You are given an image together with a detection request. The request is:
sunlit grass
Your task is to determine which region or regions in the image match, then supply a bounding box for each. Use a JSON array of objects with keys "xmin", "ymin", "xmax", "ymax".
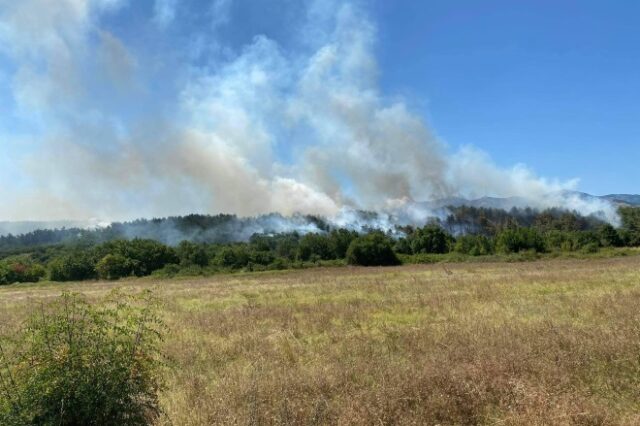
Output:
[{"xmin": 1, "ymin": 256, "xmax": 640, "ymax": 425}]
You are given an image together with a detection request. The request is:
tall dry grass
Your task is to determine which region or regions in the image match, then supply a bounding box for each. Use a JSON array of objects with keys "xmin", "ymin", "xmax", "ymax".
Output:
[{"xmin": 1, "ymin": 257, "xmax": 639, "ymax": 425}]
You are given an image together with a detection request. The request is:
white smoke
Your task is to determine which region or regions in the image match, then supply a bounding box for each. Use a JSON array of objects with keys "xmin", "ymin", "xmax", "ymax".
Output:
[{"xmin": 0, "ymin": 0, "xmax": 620, "ymax": 225}]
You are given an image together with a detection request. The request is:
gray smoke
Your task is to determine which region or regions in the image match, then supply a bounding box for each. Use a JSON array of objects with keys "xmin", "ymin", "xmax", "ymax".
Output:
[{"xmin": 0, "ymin": 0, "xmax": 620, "ymax": 225}]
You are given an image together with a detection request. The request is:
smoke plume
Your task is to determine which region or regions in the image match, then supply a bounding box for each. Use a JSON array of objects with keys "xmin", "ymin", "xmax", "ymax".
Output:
[{"xmin": 0, "ymin": 0, "xmax": 618, "ymax": 224}]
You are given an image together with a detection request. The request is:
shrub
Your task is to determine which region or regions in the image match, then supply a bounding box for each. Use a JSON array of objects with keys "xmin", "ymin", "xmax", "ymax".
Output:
[
  {"xmin": 328, "ymin": 229, "xmax": 359, "ymax": 258},
  {"xmin": 544, "ymin": 230, "xmax": 574, "ymax": 252},
  {"xmin": 0, "ymin": 291, "xmax": 165, "ymax": 425},
  {"xmin": 297, "ymin": 233, "xmax": 335, "ymax": 261},
  {"xmin": 393, "ymin": 237, "xmax": 413, "ymax": 255},
  {"xmin": 97, "ymin": 240, "xmax": 178, "ymax": 277},
  {"xmin": 619, "ymin": 206, "xmax": 640, "ymax": 246},
  {"xmin": 214, "ymin": 245, "xmax": 250, "ymax": 269},
  {"xmin": 409, "ymin": 225, "xmax": 453, "ymax": 254},
  {"xmin": 96, "ymin": 253, "xmax": 134, "ymax": 280},
  {"xmin": 581, "ymin": 242, "xmax": 600, "ymax": 254},
  {"xmin": 152, "ymin": 263, "xmax": 181, "ymax": 278},
  {"xmin": 496, "ymin": 228, "xmax": 545, "ymax": 254},
  {"xmin": 454, "ymin": 235, "xmax": 494, "ymax": 256},
  {"xmin": 49, "ymin": 254, "xmax": 97, "ymax": 282},
  {"xmin": 268, "ymin": 257, "xmax": 290, "ymax": 270},
  {"xmin": 572, "ymin": 231, "xmax": 600, "ymax": 250},
  {"xmin": 0, "ymin": 259, "xmax": 46, "ymax": 285},
  {"xmin": 346, "ymin": 233, "xmax": 400, "ymax": 266},
  {"xmin": 274, "ymin": 234, "xmax": 300, "ymax": 260},
  {"xmin": 176, "ymin": 241, "xmax": 209, "ymax": 267},
  {"xmin": 597, "ymin": 224, "xmax": 623, "ymax": 248}
]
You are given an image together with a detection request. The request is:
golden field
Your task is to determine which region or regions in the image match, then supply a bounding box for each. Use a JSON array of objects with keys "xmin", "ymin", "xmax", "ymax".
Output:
[{"xmin": 1, "ymin": 256, "xmax": 640, "ymax": 425}]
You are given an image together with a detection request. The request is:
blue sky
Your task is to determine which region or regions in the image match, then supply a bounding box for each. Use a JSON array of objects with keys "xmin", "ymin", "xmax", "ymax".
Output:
[
  {"xmin": 374, "ymin": 0, "xmax": 640, "ymax": 195},
  {"xmin": 0, "ymin": 0, "xmax": 637, "ymax": 221}
]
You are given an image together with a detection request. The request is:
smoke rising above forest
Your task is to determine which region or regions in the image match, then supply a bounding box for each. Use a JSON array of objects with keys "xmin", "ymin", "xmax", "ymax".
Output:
[{"xmin": 0, "ymin": 0, "xmax": 620, "ymax": 224}]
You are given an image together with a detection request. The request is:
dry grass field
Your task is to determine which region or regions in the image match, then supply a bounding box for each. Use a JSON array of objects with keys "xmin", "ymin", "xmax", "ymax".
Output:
[{"xmin": 1, "ymin": 256, "xmax": 640, "ymax": 425}]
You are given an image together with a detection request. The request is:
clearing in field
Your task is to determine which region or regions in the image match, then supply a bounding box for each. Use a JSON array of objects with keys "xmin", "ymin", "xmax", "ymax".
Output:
[{"xmin": 1, "ymin": 257, "xmax": 640, "ymax": 425}]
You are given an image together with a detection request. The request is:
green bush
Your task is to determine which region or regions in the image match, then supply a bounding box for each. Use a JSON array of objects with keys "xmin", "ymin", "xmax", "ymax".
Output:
[
  {"xmin": 346, "ymin": 233, "xmax": 400, "ymax": 266},
  {"xmin": 597, "ymin": 224, "xmax": 623, "ymax": 248},
  {"xmin": 49, "ymin": 254, "xmax": 97, "ymax": 282},
  {"xmin": 97, "ymin": 240, "xmax": 178, "ymax": 277},
  {"xmin": 581, "ymin": 242, "xmax": 600, "ymax": 254},
  {"xmin": 0, "ymin": 291, "xmax": 165, "ymax": 425},
  {"xmin": 409, "ymin": 225, "xmax": 453, "ymax": 254},
  {"xmin": 328, "ymin": 229, "xmax": 359, "ymax": 258},
  {"xmin": 619, "ymin": 206, "xmax": 640, "ymax": 246},
  {"xmin": 0, "ymin": 259, "xmax": 46, "ymax": 285},
  {"xmin": 297, "ymin": 233, "xmax": 335, "ymax": 261},
  {"xmin": 454, "ymin": 235, "xmax": 494, "ymax": 256},
  {"xmin": 152, "ymin": 263, "xmax": 181, "ymax": 278},
  {"xmin": 496, "ymin": 228, "xmax": 545, "ymax": 254},
  {"xmin": 393, "ymin": 237, "xmax": 413, "ymax": 255},
  {"xmin": 96, "ymin": 253, "xmax": 134, "ymax": 280},
  {"xmin": 176, "ymin": 241, "xmax": 209, "ymax": 267},
  {"xmin": 214, "ymin": 245, "xmax": 250, "ymax": 269}
]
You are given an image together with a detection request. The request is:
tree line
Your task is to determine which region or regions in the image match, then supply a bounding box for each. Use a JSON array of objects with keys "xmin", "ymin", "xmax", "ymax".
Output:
[{"xmin": 0, "ymin": 207, "xmax": 639, "ymax": 285}]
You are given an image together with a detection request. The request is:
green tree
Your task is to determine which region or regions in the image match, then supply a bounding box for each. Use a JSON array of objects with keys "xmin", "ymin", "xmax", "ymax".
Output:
[
  {"xmin": 214, "ymin": 245, "xmax": 250, "ymax": 269},
  {"xmin": 49, "ymin": 254, "xmax": 97, "ymax": 282},
  {"xmin": 176, "ymin": 241, "xmax": 209, "ymax": 267},
  {"xmin": 328, "ymin": 229, "xmax": 359, "ymax": 258},
  {"xmin": 346, "ymin": 233, "xmax": 400, "ymax": 266},
  {"xmin": 619, "ymin": 207, "xmax": 640, "ymax": 246},
  {"xmin": 96, "ymin": 254, "xmax": 133, "ymax": 280},
  {"xmin": 297, "ymin": 233, "xmax": 335, "ymax": 261},
  {"xmin": 454, "ymin": 235, "xmax": 494, "ymax": 256},
  {"xmin": 0, "ymin": 258, "xmax": 46, "ymax": 285},
  {"xmin": 409, "ymin": 225, "xmax": 453, "ymax": 254},
  {"xmin": 496, "ymin": 228, "xmax": 545, "ymax": 254},
  {"xmin": 598, "ymin": 224, "xmax": 622, "ymax": 247},
  {"xmin": 97, "ymin": 239, "xmax": 178, "ymax": 277}
]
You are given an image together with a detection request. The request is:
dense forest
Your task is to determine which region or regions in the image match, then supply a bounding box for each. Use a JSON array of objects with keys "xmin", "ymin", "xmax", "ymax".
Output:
[{"xmin": 0, "ymin": 206, "xmax": 639, "ymax": 285}]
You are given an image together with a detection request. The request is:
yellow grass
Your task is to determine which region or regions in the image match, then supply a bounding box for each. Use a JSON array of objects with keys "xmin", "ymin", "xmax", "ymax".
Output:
[{"xmin": 1, "ymin": 256, "xmax": 640, "ymax": 425}]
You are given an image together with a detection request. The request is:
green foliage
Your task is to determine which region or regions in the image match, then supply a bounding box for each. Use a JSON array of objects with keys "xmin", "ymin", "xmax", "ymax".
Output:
[
  {"xmin": 248, "ymin": 250, "xmax": 276, "ymax": 266},
  {"xmin": 408, "ymin": 225, "xmax": 453, "ymax": 254},
  {"xmin": 0, "ymin": 211, "xmax": 637, "ymax": 284},
  {"xmin": 619, "ymin": 207, "xmax": 640, "ymax": 246},
  {"xmin": 581, "ymin": 242, "xmax": 600, "ymax": 254},
  {"xmin": 297, "ymin": 233, "xmax": 334, "ymax": 261},
  {"xmin": 49, "ymin": 254, "xmax": 96, "ymax": 282},
  {"xmin": 0, "ymin": 258, "xmax": 46, "ymax": 285},
  {"xmin": 393, "ymin": 237, "xmax": 413, "ymax": 255},
  {"xmin": 328, "ymin": 229, "xmax": 359, "ymax": 259},
  {"xmin": 543, "ymin": 231, "xmax": 575, "ymax": 252},
  {"xmin": 0, "ymin": 291, "xmax": 165, "ymax": 425},
  {"xmin": 176, "ymin": 241, "xmax": 209, "ymax": 267},
  {"xmin": 597, "ymin": 224, "xmax": 623, "ymax": 247},
  {"xmin": 454, "ymin": 235, "xmax": 494, "ymax": 256},
  {"xmin": 496, "ymin": 228, "xmax": 545, "ymax": 254},
  {"xmin": 97, "ymin": 240, "xmax": 178, "ymax": 277},
  {"xmin": 214, "ymin": 246, "xmax": 250, "ymax": 269},
  {"xmin": 96, "ymin": 254, "xmax": 134, "ymax": 280},
  {"xmin": 346, "ymin": 233, "xmax": 400, "ymax": 266},
  {"xmin": 273, "ymin": 234, "xmax": 300, "ymax": 260}
]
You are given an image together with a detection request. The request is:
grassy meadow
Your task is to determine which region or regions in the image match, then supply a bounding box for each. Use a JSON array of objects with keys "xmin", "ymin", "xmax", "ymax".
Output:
[{"xmin": 1, "ymin": 256, "xmax": 640, "ymax": 425}]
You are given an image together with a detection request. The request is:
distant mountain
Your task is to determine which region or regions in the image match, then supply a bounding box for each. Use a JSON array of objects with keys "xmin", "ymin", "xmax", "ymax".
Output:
[
  {"xmin": 421, "ymin": 196, "xmax": 533, "ymax": 210},
  {"xmin": 421, "ymin": 193, "xmax": 640, "ymax": 211},
  {"xmin": 601, "ymin": 194, "xmax": 640, "ymax": 206},
  {"xmin": 0, "ymin": 193, "xmax": 638, "ymax": 237},
  {"xmin": 0, "ymin": 221, "xmax": 101, "ymax": 237}
]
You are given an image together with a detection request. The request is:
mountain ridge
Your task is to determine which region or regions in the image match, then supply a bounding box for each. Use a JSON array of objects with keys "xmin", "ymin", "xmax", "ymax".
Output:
[{"xmin": 1, "ymin": 193, "xmax": 638, "ymax": 236}]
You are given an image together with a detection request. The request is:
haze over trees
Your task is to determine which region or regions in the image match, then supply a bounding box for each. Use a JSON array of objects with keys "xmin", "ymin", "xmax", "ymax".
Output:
[{"xmin": 0, "ymin": 206, "xmax": 638, "ymax": 285}]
